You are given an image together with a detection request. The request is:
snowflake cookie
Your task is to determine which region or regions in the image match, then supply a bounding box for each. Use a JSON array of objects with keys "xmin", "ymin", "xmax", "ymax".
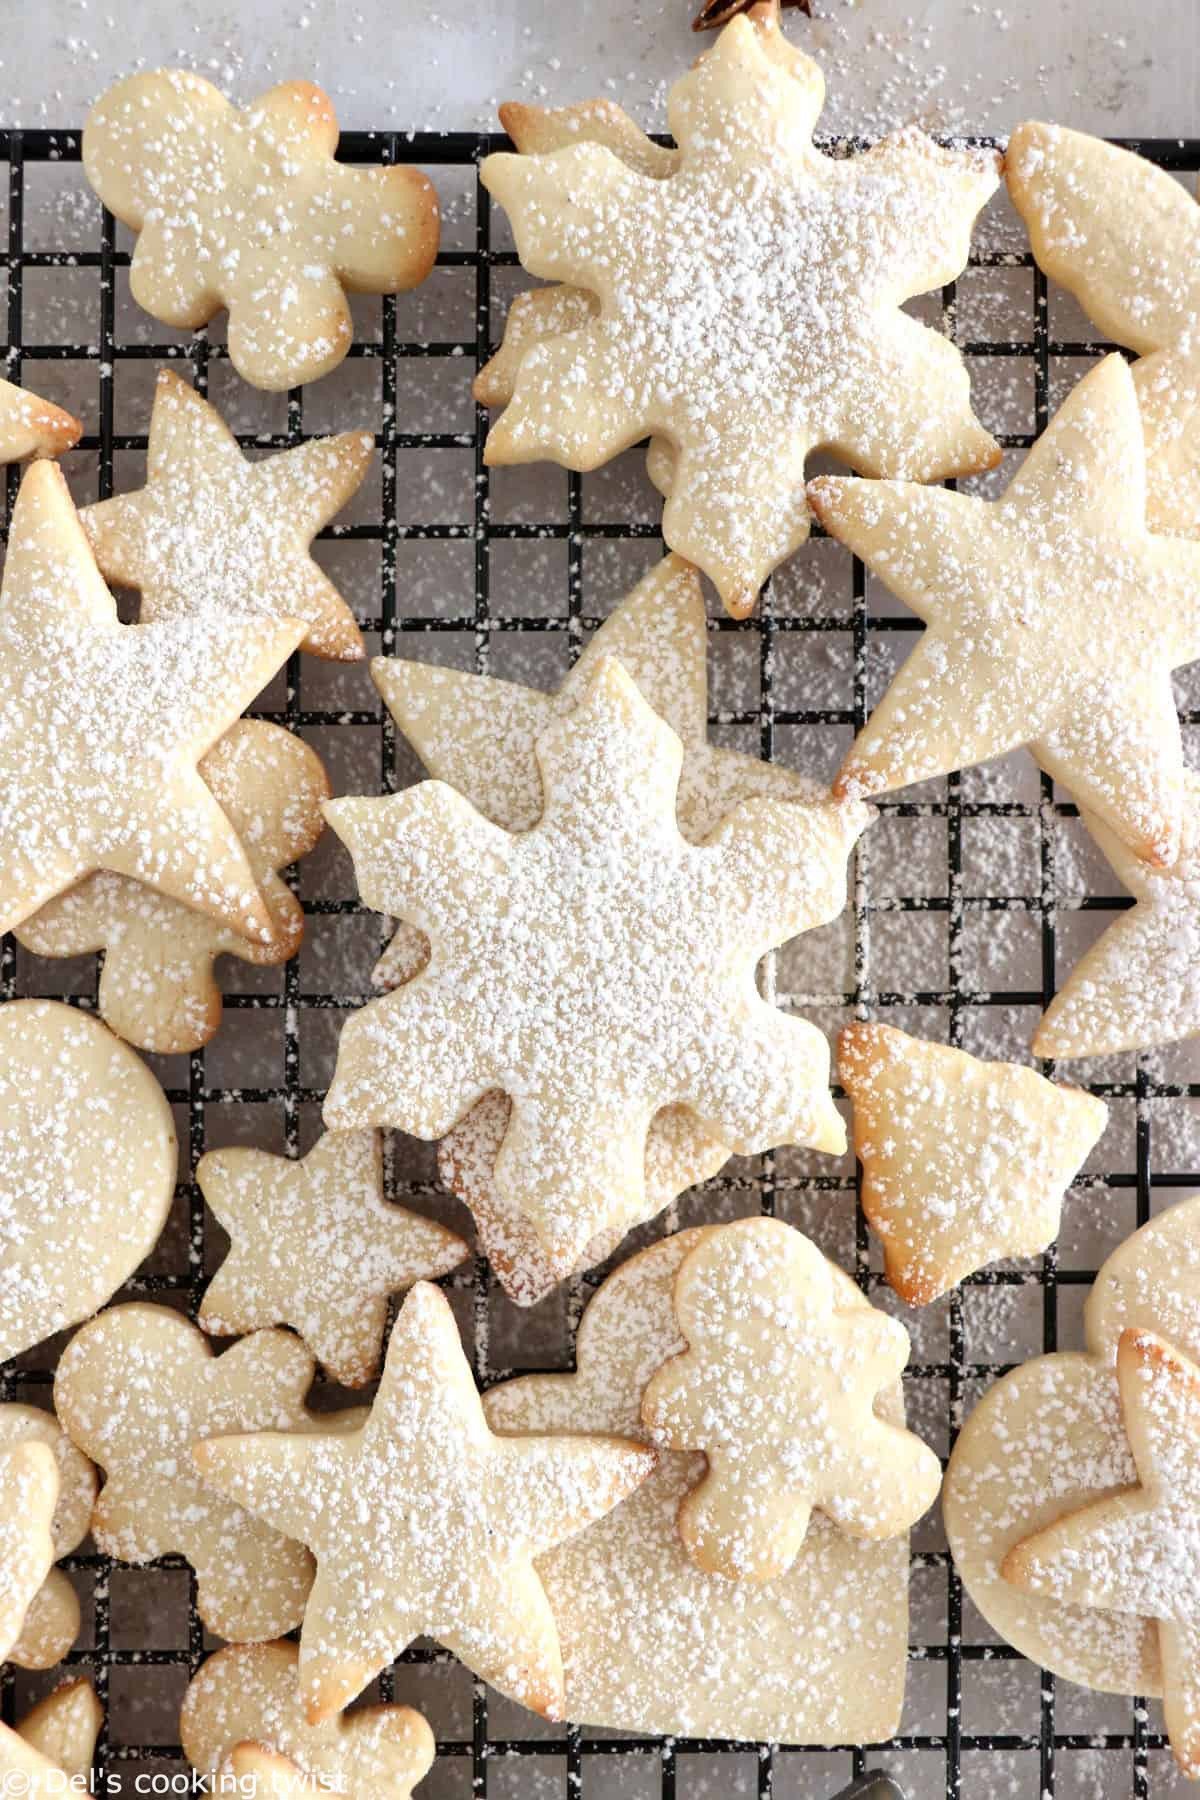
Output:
[
  {"xmin": 0, "ymin": 458, "xmax": 303, "ymax": 944},
  {"xmin": 810, "ymin": 353, "xmax": 1200, "ymax": 867},
  {"xmin": 81, "ymin": 372, "xmax": 372, "ymax": 660},
  {"xmin": 641, "ymin": 1217, "xmax": 940, "ymax": 1579},
  {"xmin": 944, "ymin": 1193, "xmax": 1200, "ymax": 1776},
  {"xmin": 0, "ymin": 1442, "xmax": 57, "ymax": 1662},
  {"xmin": 0, "ymin": 1404, "xmax": 97, "ymax": 1671},
  {"xmin": 323, "ymin": 655, "xmax": 858, "ymax": 1278},
  {"xmin": 1008, "ymin": 122, "xmax": 1200, "ymax": 540},
  {"xmin": 17, "ymin": 722, "xmax": 329, "ymax": 1056},
  {"xmin": 181, "ymin": 1640, "xmax": 434, "ymax": 1800},
  {"xmin": 838, "ymin": 1023, "xmax": 1108, "ymax": 1304},
  {"xmin": 0, "ymin": 379, "xmax": 80, "ymax": 465},
  {"xmin": 84, "ymin": 73, "xmax": 439, "ymax": 391},
  {"xmin": 195, "ymin": 1281, "xmax": 656, "ymax": 1722},
  {"xmin": 0, "ymin": 1682, "xmax": 102, "ymax": 1800},
  {"xmin": 371, "ymin": 554, "xmax": 863, "ymax": 1301},
  {"xmin": 197, "ymin": 1128, "xmax": 468, "ymax": 1387},
  {"xmin": 480, "ymin": 2, "xmax": 1000, "ymax": 617}
]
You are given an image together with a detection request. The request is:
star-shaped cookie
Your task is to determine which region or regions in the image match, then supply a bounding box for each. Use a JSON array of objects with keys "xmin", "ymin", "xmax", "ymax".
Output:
[
  {"xmin": 17, "ymin": 722, "xmax": 329, "ymax": 1055},
  {"xmin": 372, "ymin": 555, "xmax": 861, "ymax": 1301},
  {"xmin": 181, "ymin": 1640, "xmax": 434, "ymax": 1800},
  {"xmin": 81, "ymin": 372, "xmax": 370, "ymax": 660},
  {"xmin": 0, "ymin": 1682, "xmax": 102, "ymax": 1800},
  {"xmin": 481, "ymin": 4, "xmax": 1000, "ymax": 616},
  {"xmin": 1035, "ymin": 771, "xmax": 1200, "ymax": 1059},
  {"xmin": 194, "ymin": 1281, "xmax": 656, "ymax": 1721},
  {"xmin": 0, "ymin": 457, "xmax": 303, "ymax": 942},
  {"xmin": 641, "ymin": 1218, "xmax": 941, "ymax": 1580},
  {"xmin": 1007, "ymin": 123, "xmax": 1200, "ymax": 540},
  {"xmin": 323, "ymin": 656, "xmax": 856, "ymax": 1278},
  {"xmin": 809, "ymin": 353, "xmax": 1200, "ymax": 867},
  {"xmin": 197, "ymin": 1129, "xmax": 468, "ymax": 1387},
  {"xmin": 838, "ymin": 1023, "xmax": 1108, "ymax": 1304},
  {"xmin": 84, "ymin": 73, "xmax": 439, "ymax": 391},
  {"xmin": 0, "ymin": 1404, "xmax": 97, "ymax": 1672},
  {"xmin": 1004, "ymin": 1329, "xmax": 1200, "ymax": 1779},
  {"xmin": 0, "ymin": 1442, "xmax": 57, "ymax": 1662},
  {"xmin": 0, "ymin": 379, "xmax": 80, "ymax": 465}
]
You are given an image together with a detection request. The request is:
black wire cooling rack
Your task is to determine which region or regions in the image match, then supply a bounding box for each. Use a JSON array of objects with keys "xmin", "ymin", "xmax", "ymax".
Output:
[{"xmin": 3, "ymin": 124, "xmax": 1200, "ymax": 1800}]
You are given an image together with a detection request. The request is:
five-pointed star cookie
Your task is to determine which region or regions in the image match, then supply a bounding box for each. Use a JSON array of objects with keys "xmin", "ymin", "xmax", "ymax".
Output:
[
  {"xmin": 17, "ymin": 722, "xmax": 329, "ymax": 1055},
  {"xmin": 322, "ymin": 656, "xmax": 857, "ymax": 1277},
  {"xmin": 1004, "ymin": 1329, "xmax": 1200, "ymax": 1779},
  {"xmin": 641, "ymin": 1218, "xmax": 941, "ymax": 1580},
  {"xmin": 197, "ymin": 1128, "xmax": 468, "ymax": 1387},
  {"xmin": 0, "ymin": 378, "xmax": 80, "ymax": 465},
  {"xmin": 53, "ymin": 1302, "xmax": 352, "ymax": 1643},
  {"xmin": 0, "ymin": 1442, "xmax": 57, "ymax": 1662},
  {"xmin": 0, "ymin": 1681, "xmax": 103, "ymax": 1800},
  {"xmin": 1035, "ymin": 770, "xmax": 1200, "ymax": 1059},
  {"xmin": 809, "ymin": 354, "xmax": 1200, "ymax": 867},
  {"xmin": 194, "ymin": 1281, "xmax": 657, "ymax": 1722},
  {"xmin": 84, "ymin": 73, "xmax": 439, "ymax": 391},
  {"xmin": 372, "ymin": 555, "xmax": 860, "ymax": 1300},
  {"xmin": 81, "ymin": 372, "xmax": 371, "ymax": 660},
  {"xmin": 0, "ymin": 1404, "xmax": 97, "ymax": 1672},
  {"xmin": 838, "ymin": 1023, "xmax": 1108, "ymax": 1304},
  {"xmin": 0, "ymin": 457, "xmax": 303, "ymax": 942},
  {"xmin": 1008, "ymin": 123, "xmax": 1200, "ymax": 540},
  {"xmin": 181, "ymin": 1640, "xmax": 434, "ymax": 1800},
  {"xmin": 480, "ymin": 4, "xmax": 1000, "ymax": 617}
]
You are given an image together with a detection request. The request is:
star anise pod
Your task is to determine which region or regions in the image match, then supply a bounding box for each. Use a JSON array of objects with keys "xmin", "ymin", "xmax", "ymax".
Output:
[{"xmin": 693, "ymin": 0, "xmax": 811, "ymax": 30}]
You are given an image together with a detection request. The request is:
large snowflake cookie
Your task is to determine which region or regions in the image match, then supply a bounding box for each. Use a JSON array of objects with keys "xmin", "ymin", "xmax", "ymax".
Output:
[
  {"xmin": 1008, "ymin": 122, "xmax": 1200, "ymax": 540},
  {"xmin": 0, "ymin": 1001, "xmax": 176, "ymax": 1365},
  {"xmin": 373, "ymin": 554, "xmax": 863, "ymax": 1301},
  {"xmin": 839, "ymin": 1023, "xmax": 1107, "ymax": 1303},
  {"xmin": 810, "ymin": 353, "xmax": 1200, "ymax": 867},
  {"xmin": 17, "ymin": 722, "xmax": 329, "ymax": 1055},
  {"xmin": 323, "ymin": 654, "xmax": 859, "ymax": 1280},
  {"xmin": 641, "ymin": 1217, "xmax": 940, "ymax": 1580},
  {"xmin": 479, "ymin": 2, "xmax": 1000, "ymax": 617},
  {"xmin": 84, "ymin": 73, "xmax": 439, "ymax": 391},
  {"xmin": 944, "ymin": 1194, "xmax": 1200, "ymax": 1780},
  {"xmin": 484, "ymin": 1224, "xmax": 918, "ymax": 1741},
  {"xmin": 194, "ymin": 1281, "xmax": 656, "ymax": 1722}
]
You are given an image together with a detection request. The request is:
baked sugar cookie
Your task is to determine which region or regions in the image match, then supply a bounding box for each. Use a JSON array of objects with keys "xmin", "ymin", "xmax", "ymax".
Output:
[
  {"xmin": 0, "ymin": 1442, "xmax": 57, "ymax": 1661},
  {"xmin": 481, "ymin": 3, "xmax": 999, "ymax": 617},
  {"xmin": 84, "ymin": 74, "xmax": 439, "ymax": 391},
  {"xmin": 197, "ymin": 1129, "xmax": 468, "ymax": 1387},
  {"xmin": 1008, "ymin": 123, "xmax": 1200, "ymax": 540},
  {"xmin": 810, "ymin": 354, "xmax": 1200, "ymax": 867},
  {"xmin": 17, "ymin": 722, "xmax": 329, "ymax": 1056},
  {"xmin": 0, "ymin": 1682, "xmax": 102, "ymax": 1799},
  {"xmin": 642, "ymin": 1218, "xmax": 940, "ymax": 1579},
  {"xmin": 0, "ymin": 1404, "xmax": 97, "ymax": 1671},
  {"xmin": 81, "ymin": 372, "xmax": 370, "ymax": 659},
  {"xmin": 838, "ymin": 1023, "xmax": 1107, "ymax": 1303},
  {"xmin": 53, "ymin": 1302, "xmax": 349, "ymax": 1643},
  {"xmin": 484, "ymin": 1227, "xmax": 913, "ymax": 1742},
  {"xmin": 0, "ymin": 1000, "xmax": 176, "ymax": 1365},
  {"xmin": 1035, "ymin": 772, "xmax": 1200, "ymax": 1059},
  {"xmin": 195, "ymin": 1281, "xmax": 656, "ymax": 1722},
  {"xmin": 372, "ymin": 556, "xmax": 859, "ymax": 1301},
  {"xmin": 0, "ymin": 457, "xmax": 303, "ymax": 943},
  {"xmin": 0, "ymin": 380, "xmax": 80, "ymax": 465},
  {"xmin": 324, "ymin": 657, "xmax": 856, "ymax": 1279},
  {"xmin": 180, "ymin": 1640, "xmax": 434, "ymax": 1800}
]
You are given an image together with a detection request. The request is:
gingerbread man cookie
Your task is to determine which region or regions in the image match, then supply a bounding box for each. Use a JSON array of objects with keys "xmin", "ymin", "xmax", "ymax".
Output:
[
  {"xmin": 84, "ymin": 73, "xmax": 439, "ymax": 390},
  {"xmin": 810, "ymin": 354, "xmax": 1200, "ymax": 867},
  {"xmin": 0, "ymin": 1001, "xmax": 176, "ymax": 1365},
  {"xmin": 18, "ymin": 722, "xmax": 329, "ymax": 1056},
  {"xmin": 0, "ymin": 1682, "xmax": 102, "ymax": 1800},
  {"xmin": 181, "ymin": 1640, "xmax": 434, "ymax": 1800},
  {"xmin": 0, "ymin": 457, "xmax": 303, "ymax": 943},
  {"xmin": 0, "ymin": 1404, "xmax": 97, "ymax": 1671},
  {"xmin": 195, "ymin": 1281, "xmax": 656, "ymax": 1721},
  {"xmin": 642, "ymin": 1217, "xmax": 940, "ymax": 1579},
  {"xmin": 0, "ymin": 1442, "xmax": 57, "ymax": 1662},
  {"xmin": 197, "ymin": 1129, "xmax": 468, "ymax": 1387},
  {"xmin": 0, "ymin": 379, "xmax": 80, "ymax": 465},
  {"xmin": 838, "ymin": 1023, "xmax": 1107, "ymax": 1304},
  {"xmin": 481, "ymin": 4, "xmax": 999, "ymax": 616},
  {"xmin": 53, "ymin": 1303, "xmax": 354, "ymax": 1643},
  {"xmin": 324, "ymin": 657, "xmax": 856, "ymax": 1280},
  {"xmin": 81, "ymin": 372, "xmax": 371, "ymax": 659}
]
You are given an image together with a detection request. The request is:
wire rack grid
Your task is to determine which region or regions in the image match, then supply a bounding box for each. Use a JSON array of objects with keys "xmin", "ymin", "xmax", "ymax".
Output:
[{"xmin": 2, "ymin": 121, "xmax": 1200, "ymax": 1800}]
